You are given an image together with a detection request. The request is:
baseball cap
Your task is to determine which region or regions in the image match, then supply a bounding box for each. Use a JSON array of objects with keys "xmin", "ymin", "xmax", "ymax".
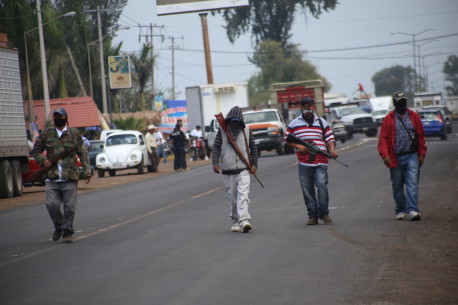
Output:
[
  {"xmin": 53, "ymin": 107, "xmax": 67, "ymax": 116},
  {"xmin": 392, "ymin": 91, "xmax": 408, "ymax": 102}
]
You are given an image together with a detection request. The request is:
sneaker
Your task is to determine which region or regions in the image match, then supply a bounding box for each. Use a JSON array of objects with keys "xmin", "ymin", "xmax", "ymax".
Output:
[
  {"xmin": 396, "ymin": 212, "xmax": 407, "ymax": 220},
  {"xmin": 184, "ymin": 168, "xmax": 190, "ymax": 171},
  {"xmin": 407, "ymin": 211, "xmax": 421, "ymax": 221},
  {"xmin": 231, "ymin": 223, "xmax": 241, "ymax": 232},
  {"xmin": 52, "ymin": 229, "xmax": 63, "ymax": 241},
  {"xmin": 319, "ymin": 214, "xmax": 333, "ymax": 224},
  {"xmin": 241, "ymin": 220, "xmax": 252, "ymax": 233},
  {"xmin": 62, "ymin": 229, "xmax": 74, "ymax": 243},
  {"xmin": 307, "ymin": 218, "xmax": 318, "ymax": 225}
]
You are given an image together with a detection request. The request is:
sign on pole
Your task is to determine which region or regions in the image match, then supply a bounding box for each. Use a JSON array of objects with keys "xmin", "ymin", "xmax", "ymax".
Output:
[
  {"xmin": 156, "ymin": 0, "xmax": 249, "ymax": 15},
  {"xmin": 108, "ymin": 55, "xmax": 132, "ymax": 89}
]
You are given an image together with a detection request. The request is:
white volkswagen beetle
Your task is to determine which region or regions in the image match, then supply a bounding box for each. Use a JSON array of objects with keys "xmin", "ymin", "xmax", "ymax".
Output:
[{"xmin": 96, "ymin": 130, "xmax": 155, "ymax": 177}]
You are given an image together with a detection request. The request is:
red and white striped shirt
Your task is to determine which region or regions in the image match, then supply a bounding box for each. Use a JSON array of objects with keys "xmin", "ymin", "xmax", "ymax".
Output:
[{"xmin": 284, "ymin": 114, "xmax": 335, "ymax": 166}]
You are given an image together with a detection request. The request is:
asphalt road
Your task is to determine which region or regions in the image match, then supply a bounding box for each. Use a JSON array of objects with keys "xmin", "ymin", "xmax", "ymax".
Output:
[{"xmin": 1, "ymin": 127, "xmax": 457, "ymax": 305}]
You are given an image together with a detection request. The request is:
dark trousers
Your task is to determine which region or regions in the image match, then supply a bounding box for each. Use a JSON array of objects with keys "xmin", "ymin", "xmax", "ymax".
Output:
[{"xmin": 173, "ymin": 147, "xmax": 187, "ymax": 170}]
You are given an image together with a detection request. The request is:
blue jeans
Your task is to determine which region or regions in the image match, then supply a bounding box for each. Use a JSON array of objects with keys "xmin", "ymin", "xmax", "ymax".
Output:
[
  {"xmin": 156, "ymin": 144, "xmax": 167, "ymax": 164},
  {"xmin": 298, "ymin": 164, "xmax": 329, "ymax": 218},
  {"xmin": 389, "ymin": 154, "xmax": 420, "ymax": 214}
]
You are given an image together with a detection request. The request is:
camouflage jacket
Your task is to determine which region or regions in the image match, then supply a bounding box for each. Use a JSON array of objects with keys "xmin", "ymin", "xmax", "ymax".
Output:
[{"xmin": 31, "ymin": 127, "xmax": 92, "ymax": 181}]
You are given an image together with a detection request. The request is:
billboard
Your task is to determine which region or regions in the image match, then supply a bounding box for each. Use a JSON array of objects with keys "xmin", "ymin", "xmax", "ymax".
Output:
[
  {"xmin": 156, "ymin": 0, "xmax": 249, "ymax": 16},
  {"xmin": 154, "ymin": 99, "xmax": 189, "ymax": 133},
  {"xmin": 108, "ymin": 55, "xmax": 132, "ymax": 89}
]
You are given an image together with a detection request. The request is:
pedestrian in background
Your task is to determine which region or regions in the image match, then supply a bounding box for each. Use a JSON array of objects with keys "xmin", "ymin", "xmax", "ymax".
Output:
[
  {"xmin": 378, "ymin": 91, "xmax": 427, "ymax": 221},
  {"xmin": 145, "ymin": 125, "xmax": 159, "ymax": 167},
  {"xmin": 212, "ymin": 106, "xmax": 258, "ymax": 233},
  {"xmin": 170, "ymin": 123, "xmax": 189, "ymax": 171},
  {"xmin": 155, "ymin": 128, "xmax": 168, "ymax": 164},
  {"xmin": 284, "ymin": 97, "xmax": 338, "ymax": 225},
  {"xmin": 31, "ymin": 107, "xmax": 92, "ymax": 243}
]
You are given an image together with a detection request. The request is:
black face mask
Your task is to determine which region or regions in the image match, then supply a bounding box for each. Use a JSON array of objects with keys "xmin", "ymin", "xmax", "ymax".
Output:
[
  {"xmin": 53, "ymin": 118, "xmax": 67, "ymax": 127},
  {"xmin": 395, "ymin": 100, "xmax": 407, "ymax": 115}
]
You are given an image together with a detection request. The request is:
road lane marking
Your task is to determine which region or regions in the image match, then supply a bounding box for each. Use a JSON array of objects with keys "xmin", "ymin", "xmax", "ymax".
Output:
[{"xmin": 0, "ymin": 187, "xmax": 225, "ymax": 268}]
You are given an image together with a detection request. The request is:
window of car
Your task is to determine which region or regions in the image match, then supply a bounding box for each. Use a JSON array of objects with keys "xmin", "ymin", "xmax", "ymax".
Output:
[
  {"xmin": 420, "ymin": 112, "xmax": 443, "ymax": 121},
  {"xmin": 243, "ymin": 111, "xmax": 279, "ymax": 124},
  {"xmin": 106, "ymin": 134, "xmax": 138, "ymax": 146},
  {"xmin": 338, "ymin": 107, "xmax": 366, "ymax": 116},
  {"xmin": 90, "ymin": 142, "xmax": 104, "ymax": 153},
  {"xmin": 139, "ymin": 135, "xmax": 145, "ymax": 145}
]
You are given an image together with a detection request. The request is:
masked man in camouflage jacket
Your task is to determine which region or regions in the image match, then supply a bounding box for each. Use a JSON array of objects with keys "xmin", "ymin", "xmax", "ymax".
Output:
[{"xmin": 32, "ymin": 107, "xmax": 92, "ymax": 243}]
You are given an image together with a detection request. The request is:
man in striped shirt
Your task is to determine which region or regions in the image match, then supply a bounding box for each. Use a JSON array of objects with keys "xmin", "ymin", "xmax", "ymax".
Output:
[{"xmin": 284, "ymin": 97, "xmax": 338, "ymax": 225}]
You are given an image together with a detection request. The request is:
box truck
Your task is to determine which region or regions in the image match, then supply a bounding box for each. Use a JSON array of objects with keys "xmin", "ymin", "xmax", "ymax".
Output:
[{"xmin": 186, "ymin": 82, "xmax": 249, "ymax": 150}]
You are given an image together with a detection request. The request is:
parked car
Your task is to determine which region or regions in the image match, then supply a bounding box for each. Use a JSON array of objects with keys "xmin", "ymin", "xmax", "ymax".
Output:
[
  {"xmin": 418, "ymin": 110, "xmax": 447, "ymax": 140},
  {"xmin": 372, "ymin": 109, "xmax": 389, "ymax": 126},
  {"xmin": 421, "ymin": 105, "xmax": 453, "ymax": 133},
  {"xmin": 89, "ymin": 140, "xmax": 104, "ymax": 169},
  {"xmin": 324, "ymin": 111, "xmax": 348, "ymax": 144},
  {"xmin": 330, "ymin": 105, "xmax": 378, "ymax": 138},
  {"xmin": 96, "ymin": 130, "xmax": 154, "ymax": 177},
  {"xmin": 23, "ymin": 141, "xmax": 90, "ymax": 186}
]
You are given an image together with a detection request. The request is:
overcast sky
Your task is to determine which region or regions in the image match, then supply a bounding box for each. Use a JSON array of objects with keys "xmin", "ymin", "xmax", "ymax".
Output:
[{"xmin": 113, "ymin": 0, "xmax": 458, "ymax": 100}]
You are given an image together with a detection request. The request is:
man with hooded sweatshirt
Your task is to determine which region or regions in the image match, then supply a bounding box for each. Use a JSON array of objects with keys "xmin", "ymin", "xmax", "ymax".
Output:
[
  {"xmin": 212, "ymin": 106, "xmax": 258, "ymax": 233},
  {"xmin": 378, "ymin": 91, "xmax": 427, "ymax": 221},
  {"xmin": 284, "ymin": 97, "xmax": 338, "ymax": 225}
]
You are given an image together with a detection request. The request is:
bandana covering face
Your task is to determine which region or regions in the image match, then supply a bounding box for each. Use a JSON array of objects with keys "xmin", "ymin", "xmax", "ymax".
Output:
[
  {"xmin": 228, "ymin": 121, "xmax": 243, "ymax": 139},
  {"xmin": 395, "ymin": 99, "xmax": 407, "ymax": 115},
  {"xmin": 302, "ymin": 109, "xmax": 314, "ymax": 124},
  {"xmin": 53, "ymin": 117, "xmax": 67, "ymax": 127}
]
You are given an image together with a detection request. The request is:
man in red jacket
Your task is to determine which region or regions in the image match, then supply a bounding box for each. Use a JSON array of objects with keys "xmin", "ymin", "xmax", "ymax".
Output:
[{"xmin": 378, "ymin": 91, "xmax": 427, "ymax": 221}]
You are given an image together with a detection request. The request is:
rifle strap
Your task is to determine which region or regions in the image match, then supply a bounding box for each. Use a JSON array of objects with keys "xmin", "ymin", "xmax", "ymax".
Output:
[{"xmin": 318, "ymin": 118, "xmax": 331, "ymax": 153}]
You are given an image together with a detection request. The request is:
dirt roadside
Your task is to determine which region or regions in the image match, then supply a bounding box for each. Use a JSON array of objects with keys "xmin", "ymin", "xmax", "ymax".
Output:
[{"xmin": 0, "ymin": 157, "xmax": 211, "ymax": 211}]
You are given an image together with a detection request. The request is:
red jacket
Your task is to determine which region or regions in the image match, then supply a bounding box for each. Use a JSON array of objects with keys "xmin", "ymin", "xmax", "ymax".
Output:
[{"xmin": 378, "ymin": 109, "xmax": 427, "ymax": 168}]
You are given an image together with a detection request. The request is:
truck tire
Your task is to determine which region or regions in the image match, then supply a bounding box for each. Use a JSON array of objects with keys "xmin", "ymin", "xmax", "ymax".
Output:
[
  {"xmin": 98, "ymin": 169, "xmax": 105, "ymax": 178},
  {"xmin": 137, "ymin": 158, "xmax": 144, "ymax": 174},
  {"xmin": 108, "ymin": 169, "xmax": 116, "ymax": 177},
  {"xmin": 365, "ymin": 128, "xmax": 378, "ymax": 137},
  {"xmin": 11, "ymin": 160, "xmax": 23, "ymax": 197},
  {"xmin": 0, "ymin": 160, "xmax": 14, "ymax": 198},
  {"xmin": 275, "ymin": 143, "xmax": 285, "ymax": 155}
]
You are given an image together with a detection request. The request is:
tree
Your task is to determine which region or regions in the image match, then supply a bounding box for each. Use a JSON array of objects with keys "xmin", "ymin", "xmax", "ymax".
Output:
[
  {"xmin": 443, "ymin": 55, "xmax": 458, "ymax": 96},
  {"xmin": 131, "ymin": 43, "xmax": 154, "ymax": 111},
  {"xmin": 372, "ymin": 65, "xmax": 423, "ymax": 96},
  {"xmin": 218, "ymin": 0, "xmax": 338, "ymax": 50},
  {"xmin": 248, "ymin": 40, "xmax": 330, "ymax": 105},
  {"xmin": 113, "ymin": 116, "xmax": 145, "ymax": 131}
]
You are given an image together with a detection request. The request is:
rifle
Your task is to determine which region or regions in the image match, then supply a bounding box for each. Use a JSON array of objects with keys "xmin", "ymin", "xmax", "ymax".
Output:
[
  {"xmin": 214, "ymin": 113, "xmax": 264, "ymax": 188},
  {"xmin": 29, "ymin": 139, "xmax": 85, "ymax": 182},
  {"xmin": 286, "ymin": 134, "xmax": 349, "ymax": 167}
]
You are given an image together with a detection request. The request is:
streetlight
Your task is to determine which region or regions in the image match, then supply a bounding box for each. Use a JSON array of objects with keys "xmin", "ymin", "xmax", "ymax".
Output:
[
  {"xmin": 391, "ymin": 29, "xmax": 435, "ymax": 92},
  {"xmin": 24, "ymin": 4, "xmax": 75, "ymax": 128}
]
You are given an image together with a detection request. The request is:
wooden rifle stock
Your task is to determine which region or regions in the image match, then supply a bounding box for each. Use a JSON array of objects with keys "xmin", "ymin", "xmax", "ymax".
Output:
[
  {"xmin": 214, "ymin": 113, "xmax": 264, "ymax": 188},
  {"xmin": 29, "ymin": 139, "xmax": 85, "ymax": 182},
  {"xmin": 286, "ymin": 134, "xmax": 349, "ymax": 167}
]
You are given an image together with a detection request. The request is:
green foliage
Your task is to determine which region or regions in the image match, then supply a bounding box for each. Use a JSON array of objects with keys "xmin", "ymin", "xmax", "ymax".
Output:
[
  {"xmin": 248, "ymin": 40, "xmax": 330, "ymax": 106},
  {"xmin": 113, "ymin": 116, "xmax": 145, "ymax": 132},
  {"xmin": 372, "ymin": 65, "xmax": 419, "ymax": 96},
  {"xmin": 443, "ymin": 55, "xmax": 458, "ymax": 96},
  {"xmin": 130, "ymin": 43, "xmax": 154, "ymax": 111},
  {"xmin": 218, "ymin": 0, "xmax": 338, "ymax": 50}
]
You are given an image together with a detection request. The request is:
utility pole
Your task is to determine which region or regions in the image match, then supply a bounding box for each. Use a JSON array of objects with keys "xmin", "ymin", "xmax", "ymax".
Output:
[
  {"xmin": 199, "ymin": 13, "xmax": 214, "ymax": 84},
  {"xmin": 164, "ymin": 36, "xmax": 183, "ymax": 100},
  {"xmin": 138, "ymin": 24, "xmax": 163, "ymax": 106}
]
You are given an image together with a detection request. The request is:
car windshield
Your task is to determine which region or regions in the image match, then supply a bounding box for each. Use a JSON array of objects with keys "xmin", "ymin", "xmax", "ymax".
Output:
[
  {"xmin": 338, "ymin": 107, "xmax": 365, "ymax": 116},
  {"xmin": 90, "ymin": 142, "xmax": 104, "ymax": 153},
  {"xmin": 420, "ymin": 112, "xmax": 442, "ymax": 121},
  {"xmin": 243, "ymin": 111, "xmax": 278, "ymax": 124},
  {"xmin": 372, "ymin": 110, "xmax": 388, "ymax": 116},
  {"xmin": 106, "ymin": 134, "xmax": 138, "ymax": 146},
  {"xmin": 423, "ymin": 107, "xmax": 451, "ymax": 115}
]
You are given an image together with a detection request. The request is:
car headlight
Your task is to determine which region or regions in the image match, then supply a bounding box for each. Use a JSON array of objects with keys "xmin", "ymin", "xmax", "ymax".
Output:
[
  {"xmin": 130, "ymin": 154, "xmax": 137, "ymax": 161},
  {"xmin": 99, "ymin": 157, "xmax": 106, "ymax": 163},
  {"xmin": 268, "ymin": 126, "xmax": 280, "ymax": 135}
]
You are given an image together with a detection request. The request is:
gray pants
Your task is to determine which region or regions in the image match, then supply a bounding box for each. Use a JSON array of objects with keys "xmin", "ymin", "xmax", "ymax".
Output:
[
  {"xmin": 221, "ymin": 170, "xmax": 251, "ymax": 224},
  {"xmin": 45, "ymin": 181, "xmax": 78, "ymax": 232}
]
